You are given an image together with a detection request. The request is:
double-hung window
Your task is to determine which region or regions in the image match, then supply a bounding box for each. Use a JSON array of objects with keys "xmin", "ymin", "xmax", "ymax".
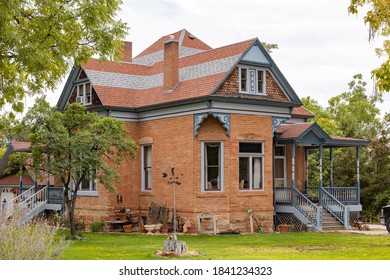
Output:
[
  {"xmin": 274, "ymin": 145, "xmax": 286, "ymax": 188},
  {"xmin": 142, "ymin": 145, "xmax": 152, "ymax": 191},
  {"xmin": 239, "ymin": 142, "xmax": 264, "ymax": 190},
  {"xmin": 77, "ymin": 169, "xmax": 98, "ymax": 196},
  {"xmin": 75, "ymin": 82, "xmax": 92, "ymax": 105},
  {"xmin": 239, "ymin": 67, "xmax": 266, "ymax": 95},
  {"xmin": 202, "ymin": 142, "xmax": 224, "ymax": 191}
]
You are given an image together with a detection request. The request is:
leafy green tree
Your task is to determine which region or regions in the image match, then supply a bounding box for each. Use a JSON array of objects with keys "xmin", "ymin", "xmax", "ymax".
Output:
[
  {"xmin": 0, "ymin": 0, "xmax": 127, "ymax": 115},
  {"xmin": 16, "ymin": 98, "xmax": 137, "ymax": 237},
  {"xmin": 328, "ymin": 74, "xmax": 382, "ymax": 139},
  {"xmin": 349, "ymin": 0, "xmax": 390, "ymax": 92}
]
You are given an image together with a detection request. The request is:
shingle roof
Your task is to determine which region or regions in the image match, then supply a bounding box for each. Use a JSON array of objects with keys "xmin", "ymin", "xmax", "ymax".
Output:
[
  {"xmin": 82, "ymin": 34, "xmax": 255, "ymax": 108},
  {"xmin": 275, "ymin": 123, "xmax": 314, "ymax": 139},
  {"xmin": 291, "ymin": 107, "xmax": 315, "ymax": 118}
]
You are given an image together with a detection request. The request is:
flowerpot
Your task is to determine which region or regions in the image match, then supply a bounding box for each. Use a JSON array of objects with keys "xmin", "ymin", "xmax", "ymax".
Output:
[
  {"xmin": 186, "ymin": 226, "xmax": 197, "ymax": 234},
  {"xmin": 154, "ymin": 223, "xmax": 162, "ymax": 234},
  {"xmin": 123, "ymin": 224, "xmax": 132, "ymax": 233},
  {"xmin": 278, "ymin": 224, "xmax": 289, "ymax": 233},
  {"xmin": 161, "ymin": 226, "xmax": 169, "ymax": 234},
  {"xmin": 144, "ymin": 224, "xmax": 155, "ymax": 234}
]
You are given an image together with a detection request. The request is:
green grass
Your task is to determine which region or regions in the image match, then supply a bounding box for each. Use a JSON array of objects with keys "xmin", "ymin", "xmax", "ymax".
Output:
[{"xmin": 59, "ymin": 231, "xmax": 390, "ymax": 260}]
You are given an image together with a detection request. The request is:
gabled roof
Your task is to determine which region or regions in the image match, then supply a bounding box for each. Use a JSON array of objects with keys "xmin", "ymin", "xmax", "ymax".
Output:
[
  {"xmin": 291, "ymin": 107, "xmax": 315, "ymax": 119},
  {"xmin": 275, "ymin": 123, "xmax": 369, "ymax": 147},
  {"xmin": 0, "ymin": 141, "xmax": 31, "ymax": 177},
  {"xmin": 57, "ymin": 29, "xmax": 302, "ymax": 111}
]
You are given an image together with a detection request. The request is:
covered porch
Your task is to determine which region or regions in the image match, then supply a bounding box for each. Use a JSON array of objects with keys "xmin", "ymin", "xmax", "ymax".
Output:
[{"xmin": 273, "ymin": 122, "xmax": 369, "ymax": 231}]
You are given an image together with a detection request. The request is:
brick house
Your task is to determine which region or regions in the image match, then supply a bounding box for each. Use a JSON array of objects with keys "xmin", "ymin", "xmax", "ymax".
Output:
[{"xmin": 52, "ymin": 29, "xmax": 368, "ymax": 232}]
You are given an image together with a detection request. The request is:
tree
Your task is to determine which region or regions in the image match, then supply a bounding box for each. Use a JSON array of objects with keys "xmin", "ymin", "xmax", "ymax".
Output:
[
  {"xmin": 0, "ymin": 0, "xmax": 127, "ymax": 115},
  {"xmin": 17, "ymin": 98, "xmax": 137, "ymax": 237},
  {"xmin": 349, "ymin": 0, "xmax": 390, "ymax": 92},
  {"xmin": 328, "ymin": 74, "xmax": 382, "ymax": 139}
]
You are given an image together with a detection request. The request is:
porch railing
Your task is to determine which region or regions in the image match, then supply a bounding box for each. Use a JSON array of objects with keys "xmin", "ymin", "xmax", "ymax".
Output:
[
  {"xmin": 0, "ymin": 186, "xmax": 35, "ymax": 218},
  {"xmin": 320, "ymin": 187, "xmax": 350, "ymax": 228},
  {"xmin": 275, "ymin": 187, "xmax": 322, "ymax": 229},
  {"xmin": 1, "ymin": 186, "xmax": 48, "ymax": 222},
  {"xmin": 324, "ymin": 187, "xmax": 358, "ymax": 205}
]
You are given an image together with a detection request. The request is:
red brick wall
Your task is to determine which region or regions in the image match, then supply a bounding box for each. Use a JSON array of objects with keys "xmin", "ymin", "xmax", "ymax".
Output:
[{"xmin": 73, "ymin": 113, "xmax": 276, "ymax": 232}]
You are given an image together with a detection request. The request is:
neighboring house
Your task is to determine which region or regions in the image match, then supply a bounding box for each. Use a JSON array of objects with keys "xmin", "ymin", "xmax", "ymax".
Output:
[
  {"xmin": 0, "ymin": 141, "xmax": 62, "ymax": 220},
  {"xmin": 52, "ymin": 29, "xmax": 368, "ymax": 232}
]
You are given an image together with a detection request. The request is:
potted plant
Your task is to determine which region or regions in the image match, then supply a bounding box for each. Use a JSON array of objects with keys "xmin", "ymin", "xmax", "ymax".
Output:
[
  {"xmin": 123, "ymin": 224, "xmax": 132, "ymax": 233},
  {"xmin": 278, "ymin": 224, "xmax": 290, "ymax": 233},
  {"xmin": 144, "ymin": 217, "xmax": 155, "ymax": 234},
  {"xmin": 76, "ymin": 220, "xmax": 86, "ymax": 231}
]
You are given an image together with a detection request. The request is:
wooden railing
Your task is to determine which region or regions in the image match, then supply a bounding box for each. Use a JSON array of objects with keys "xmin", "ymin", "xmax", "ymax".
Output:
[
  {"xmin": 320, "ymin": 187, "xmax": 350, "ymax": 228},
  {"xmin": 324, "ymin": 187, "xmax": 358, "ymax": 205},
  {"xmin": 275, "ymin": 187, "xmax": 322, "ymax": 229},
  {"xmin": 292, "ymin": 188, "xmax": 322, "ymax": 228}
]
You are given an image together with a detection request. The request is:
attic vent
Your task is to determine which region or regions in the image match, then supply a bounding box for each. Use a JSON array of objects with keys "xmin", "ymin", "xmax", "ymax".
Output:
[{"xmin": 188, "ymin": 33, "xmax": 195, "ymax": 39}]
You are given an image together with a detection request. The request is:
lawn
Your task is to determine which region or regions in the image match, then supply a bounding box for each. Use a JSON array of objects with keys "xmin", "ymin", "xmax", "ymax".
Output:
[{"xmin": 59, "ymin": 231, "xmax": 390, "ymax": 260}]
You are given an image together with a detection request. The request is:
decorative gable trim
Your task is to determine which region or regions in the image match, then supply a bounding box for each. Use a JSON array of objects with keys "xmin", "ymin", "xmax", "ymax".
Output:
[
  {"xmin": 241, "ymin": 45, "xmax": 270, "ymax": 65},
  {"xmin": 194, "ymin": 112, "xmax": 230, "ymax": 137}
]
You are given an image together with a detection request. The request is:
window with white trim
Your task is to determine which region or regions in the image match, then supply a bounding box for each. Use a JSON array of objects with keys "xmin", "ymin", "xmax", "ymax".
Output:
[
  {"xmin": 274, "ymin": 145, "xmax": 286, "ymax": 188},
  {"xmin": 202, "ymin": 142, "xmax": 224, "ymax": 191},
  {"xmin": 75, "ymin": 82, "xmax": 92, "ymax": 105},
  {"xmin": 142, "ymin": 145, "xmax": 152, "ymax": 191},
  {"xmin": 76, "ymin": 170, "xmax": 98, "ymax": 196},
  {"xmin": 239, "ymin": 67, "xmax": 266, "ymax": 95},
  {"xmin": 239, "ymin": 142, "xmax": 264, "ymax": 190}
]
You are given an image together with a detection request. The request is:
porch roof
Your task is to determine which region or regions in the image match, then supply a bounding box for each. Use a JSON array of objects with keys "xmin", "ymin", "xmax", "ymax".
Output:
[{"xmin": 275, "ymin": 122, "xmax": 369, "ymax": 147}]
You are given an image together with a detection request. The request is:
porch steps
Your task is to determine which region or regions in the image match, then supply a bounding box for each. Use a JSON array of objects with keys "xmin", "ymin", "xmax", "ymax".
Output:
[{"xmin": 321, "ymin": 210, "xmax": 344, "ymax": 231}]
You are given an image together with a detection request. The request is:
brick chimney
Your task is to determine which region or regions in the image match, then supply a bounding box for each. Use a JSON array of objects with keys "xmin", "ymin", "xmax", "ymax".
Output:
[
  {"xmin": 120, "ymin": 41, "xmax": 132, "ymax": 62},
  {"xmin": 163, "ymin": 36, "xmax": 179, "ymax": 91}
]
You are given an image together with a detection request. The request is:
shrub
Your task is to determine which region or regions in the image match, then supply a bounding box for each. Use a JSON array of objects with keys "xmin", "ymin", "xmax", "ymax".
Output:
[
  {"xmin": 90, "ymin": 221, "xmax": 105, "ymax": 232},
  {"xmin": 0, "ymin": 208, "xmax": 70, "ymax": 260}
]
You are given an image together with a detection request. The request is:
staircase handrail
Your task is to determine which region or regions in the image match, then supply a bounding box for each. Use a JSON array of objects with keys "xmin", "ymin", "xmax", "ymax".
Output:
[
  {"xmin": 292, "ymin": 187, "xmax": 322, "ymax": 229},
  {"xmin": 320, "ymin": 187, "xmax": 350, "ymax": 229},
  {"xmin": 19, "ymin": 186, "xmax": 48, "ymax": 215},
  {"xmin": 0, "ymin": 186, "xmax": 35, "ymax": 218}
]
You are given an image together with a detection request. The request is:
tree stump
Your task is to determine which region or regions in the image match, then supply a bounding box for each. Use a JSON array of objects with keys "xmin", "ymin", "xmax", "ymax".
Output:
[{"xmin": 163, "ymin": 239, "xmax": 187, "ymax": 255}]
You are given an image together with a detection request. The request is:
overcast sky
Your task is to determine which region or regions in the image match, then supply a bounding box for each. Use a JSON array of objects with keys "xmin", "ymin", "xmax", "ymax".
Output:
[{"xmin": 46, "ymin": 0, "xmax": 389, "ymax": 115}]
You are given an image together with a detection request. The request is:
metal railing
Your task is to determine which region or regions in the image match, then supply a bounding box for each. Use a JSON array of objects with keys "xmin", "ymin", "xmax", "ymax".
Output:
[{"xmin": 320, "ymin": 187, "xmax": 350, "ymax": 228}]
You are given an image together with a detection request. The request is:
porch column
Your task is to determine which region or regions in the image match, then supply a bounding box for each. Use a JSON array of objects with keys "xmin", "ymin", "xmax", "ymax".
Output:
[
  {"xmin": 19, "ymin": 165, "xmax": 23, "ymax": 195},
  {"xmin": 305, "ymin": 148, "xmax": 309, "ymax": 193},
  {"xmin": 319, "ymin": 144, "xmax": 323, "ymax": 189},
  {"xmin": 356, "ymin": 146, "xmax": 360, "ymax": 205},
  {"xmin": 330, "ymin": 147, "xmax": 334, "ymax": 188},
  {"xmin": 291, "ymin": 143, "xmax": 296, "ymax": 205}
]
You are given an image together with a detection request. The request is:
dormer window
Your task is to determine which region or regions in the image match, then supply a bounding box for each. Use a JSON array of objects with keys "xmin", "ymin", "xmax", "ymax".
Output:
[
  {"xmin": 239, "ymin": 67, "xmax": 266, "ymax": 95},
  {"xmin": 75, "ymin": 82, "xmax": 92, "ymax": 105}
]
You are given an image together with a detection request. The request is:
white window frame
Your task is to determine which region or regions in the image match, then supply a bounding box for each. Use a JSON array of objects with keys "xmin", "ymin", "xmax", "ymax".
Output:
[
  {"xmin": 239, "ymin": 142, "xmax": 265, "ymax": 191},
  {"xmin": 75, "ymin": 81, "xmax": 92, "ymax": 106},
  {"xmin": 141, "ymin": 145, "xmax": 152, "ymax": 191},
  {"xmin": 274, "ymin": 145, "xmax": 287, "ymax": 188},
  {"xmin": 239, "ymin": 66, "xmax": 266, "ymax": 95},
  {"xmin": 76, "ymin": 175, "xmax": 98, "ymax": 197},
  {"xmin": 201, "ymin": 141, "xmax": 224, "ymax": 192}
]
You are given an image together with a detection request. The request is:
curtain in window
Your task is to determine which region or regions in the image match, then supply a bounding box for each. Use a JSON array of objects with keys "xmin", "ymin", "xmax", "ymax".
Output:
[{"xmin": 252, "ymin": 157, "xmax": 262, "ymax": 189}]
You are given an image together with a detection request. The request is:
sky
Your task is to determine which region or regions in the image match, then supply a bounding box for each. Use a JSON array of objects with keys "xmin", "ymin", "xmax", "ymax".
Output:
[{"xmin": 45, "ymin": 0, "xmax": 389, "ymax": 115}]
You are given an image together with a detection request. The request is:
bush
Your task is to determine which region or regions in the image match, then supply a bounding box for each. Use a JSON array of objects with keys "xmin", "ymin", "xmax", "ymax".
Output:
[
  {"xmin": 90, "ymin": 221, "xmax": 105, "ymax": 232},
  {"xmin": 0, "ymin": 208, "xmax": 70, "ymax": 260}
]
